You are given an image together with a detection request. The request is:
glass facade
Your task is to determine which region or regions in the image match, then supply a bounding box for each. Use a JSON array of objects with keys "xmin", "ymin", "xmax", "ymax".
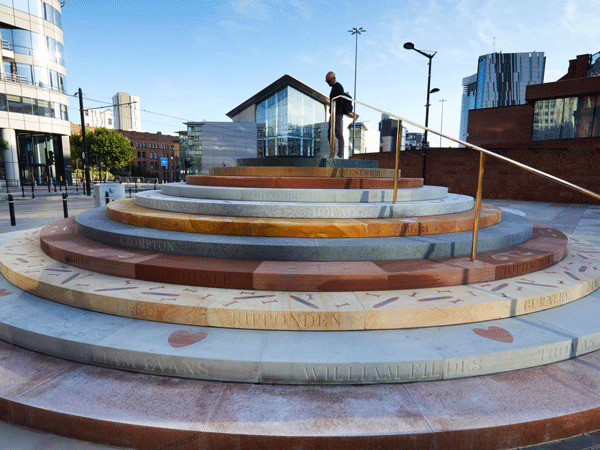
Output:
[
  {"xmin": 0, "ymin": 0, "xmax": 61, "ymax": 27},
  {"xmin": 532, "ymin": 95, "xmax": 600, "ymax": 141},
  {"xmin": 256, "ymin": 86, "xmax": 325, "ymax": 157}
]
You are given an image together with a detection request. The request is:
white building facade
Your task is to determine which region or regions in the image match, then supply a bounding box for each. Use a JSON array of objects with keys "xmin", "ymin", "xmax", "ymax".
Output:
[
  {"xmin": 0, "ymin": 0, "xmax": 71, "ymax": 188},
  {"xmin": 84, "ymin": 108, "xmax": 113, "ymax": 129},
  {"xmin": 113, "ymin": 91, "xmax": 141, "ymax": 132}
]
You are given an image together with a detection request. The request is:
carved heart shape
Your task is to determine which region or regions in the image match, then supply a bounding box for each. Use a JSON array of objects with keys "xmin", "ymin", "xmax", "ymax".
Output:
[
  {"xmin": 0, "ymin": 289, "xmax": 12, "ymax": 297},
  {"xmin": 473, "ymin": 326, "xmax": 514, "ymax": 343},
  {"xmin": 168, "ymin": 330, "xmax": 208, "ymax": 348}
]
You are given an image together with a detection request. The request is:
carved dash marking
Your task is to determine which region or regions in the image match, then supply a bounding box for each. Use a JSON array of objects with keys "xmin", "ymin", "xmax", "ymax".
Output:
[
  {"xmin": 418, "ymin": 296, "xmax": 453, "ymax": 302},
  {"xmin": 373, "ymin": 297, "xmax": 399, "ymax": 308},
  {"xmin": 61, "ymin": 273, "xmax": 80, "ymax": 285},
  {"xmin": 290, "ymin": 295, "xmax": 319, "ymax": 309}
]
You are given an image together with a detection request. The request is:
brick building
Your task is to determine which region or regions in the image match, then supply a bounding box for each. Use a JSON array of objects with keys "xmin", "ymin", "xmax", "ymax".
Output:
[{"xmin": 118, "ymin": 130, "xmax": 180, "ymax": 183}]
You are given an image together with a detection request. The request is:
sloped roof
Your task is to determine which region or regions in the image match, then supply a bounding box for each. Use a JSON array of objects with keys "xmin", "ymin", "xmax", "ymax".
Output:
[{"xmin": 226, "ymin": 74, "xmax": 329, "ymax": 119}]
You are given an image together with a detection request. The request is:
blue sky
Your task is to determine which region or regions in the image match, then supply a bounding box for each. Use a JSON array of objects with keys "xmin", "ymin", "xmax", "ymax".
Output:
[{"xmin": 63, "ymin": 0, "xmax": 600, "ymax": 146}]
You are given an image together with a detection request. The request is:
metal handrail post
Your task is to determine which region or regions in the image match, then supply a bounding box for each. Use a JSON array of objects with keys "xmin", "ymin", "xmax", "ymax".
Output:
[
  {"xmin": 329, "ymin": 101, "xmax": 336, "ymax": 158},
  {"xmin": 393, "ymin": 119, "xmax": 402, "ymax": 204},
  {"xmin": 471, "ymin": 153, "xmax": 486, "ymax": 261}
]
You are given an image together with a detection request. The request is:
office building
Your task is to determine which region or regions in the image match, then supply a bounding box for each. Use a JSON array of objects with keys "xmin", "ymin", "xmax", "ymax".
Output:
[
  {"xmin": 459, "ymin": 52, "xmax": 546, "ymax": 142},
  {"xmin": 113, "ymin": 91, "xmax": 141, "ymax": 132},
  {"xmin": 182, "ymin": 121, "xmax": 257, "ymax": 175},
  {"xmin": 118, "ymin": 130, "xmax": 179, "ymax": 182},
  {"xmin": 227, "ymin": 74, "xmax": 331, "ymax": 158},
  {"xmin": 467, "ymin": 52, "xmax": 600, "ymax": 150},
  {"xmin": 0, "ymin": 0, "xmax": 71, "ymax": 188}
]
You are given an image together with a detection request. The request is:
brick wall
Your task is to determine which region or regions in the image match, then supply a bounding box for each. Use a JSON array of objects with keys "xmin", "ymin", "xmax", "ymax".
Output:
[{"xmin": 353, "ymin": 148, "xmax": 600, "ymax": 204}]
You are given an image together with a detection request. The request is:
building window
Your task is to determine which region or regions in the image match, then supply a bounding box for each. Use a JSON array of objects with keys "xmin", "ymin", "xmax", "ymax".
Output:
[{"xmin": 533, "ymin": 95, "xmax": 600, "ymax": 140}]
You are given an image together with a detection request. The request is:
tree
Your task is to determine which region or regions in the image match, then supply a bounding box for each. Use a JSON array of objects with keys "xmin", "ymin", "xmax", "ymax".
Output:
[
  {"xmin": 70, "ymin": 128, "xmax": 134, "ymax": 181},
  {"xmin": 0, "ymin": 138, "xmax": 7, "ymax": 161}
]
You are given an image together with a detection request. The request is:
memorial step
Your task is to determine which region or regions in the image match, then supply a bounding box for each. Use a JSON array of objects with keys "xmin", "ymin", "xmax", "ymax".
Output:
[
  {"xmin": 106, "ymin": 200, "xmax": 502, "ymax": 238},
  {"xmin": 40, "ymin": 218, "xmax": 565, "ymax": 292},
  {"xmin": 186, "ymin": 175, "xmax": 423, "ymax": 189},
  {"xmin": 0, "ymin": 230, "xmax": 599, "ymax": 384},
  {"xmin": 134, "ymin": 190, "xmax": 474, "ymax": 219},
  {"xmin": 233, "ymin": 157, "xmax": 379, "ymax": 168},
  {"xmin": 75, "ymin": 208, "xmax": 532, "ymax": 261},
  {"xmin": 2, "ymin": 228, "xmax": 596, "ymax": 334},
  {"xmin": 3, "ymin": 337, "xmax": 600, "ymax": 449},
  {"xmin": 160, "ymin": 183, "xmax": 448, "ymax": 203},
  {"xmin": 209, "ymin": 166, "xmax": 397, "ymax": 178}
]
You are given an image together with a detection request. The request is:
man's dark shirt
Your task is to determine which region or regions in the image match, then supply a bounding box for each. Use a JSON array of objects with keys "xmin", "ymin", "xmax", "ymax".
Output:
[{"xmin": 329, "ymin": 81, "xmax": 344, "ymax": 113}]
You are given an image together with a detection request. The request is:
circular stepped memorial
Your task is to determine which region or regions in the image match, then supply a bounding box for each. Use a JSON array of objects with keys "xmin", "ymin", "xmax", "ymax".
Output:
[{"xmin": 1, "ymin": 157, "xmax": 600, "ymax": 449}]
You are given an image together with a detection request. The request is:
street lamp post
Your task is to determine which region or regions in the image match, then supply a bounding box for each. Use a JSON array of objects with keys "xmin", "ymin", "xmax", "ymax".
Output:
[
  {"xmin": 439, "ymin": 98, "xmax": 447, "ymax": 147},
  {"xmin": 403, "ymin": 42, "xmax": 438, "ymax": 181},
  {"xmin": 348, "ymin": 27, "xmax": 365, "ymax": 155}
]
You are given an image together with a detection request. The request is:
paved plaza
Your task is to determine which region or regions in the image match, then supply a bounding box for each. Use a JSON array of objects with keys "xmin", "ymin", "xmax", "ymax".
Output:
[{"xmin": 0, "ymin": 192, "xmax": 599, "ymax": 449}]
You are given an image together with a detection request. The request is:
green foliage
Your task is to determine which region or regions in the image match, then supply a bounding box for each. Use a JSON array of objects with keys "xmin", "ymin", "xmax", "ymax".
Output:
[
  {"xmin": 70, "ymin": 128, "xmax": 134, "ymax": 181},
  {"xmin": 0, "ymin": 138, "xmax": 7, "ymax": 160}
]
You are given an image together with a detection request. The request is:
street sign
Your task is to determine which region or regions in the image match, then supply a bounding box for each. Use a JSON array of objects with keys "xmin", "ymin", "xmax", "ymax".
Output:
[{"xmin": 160, "ymin": 158, "xmax": 168, "ymax": 167}]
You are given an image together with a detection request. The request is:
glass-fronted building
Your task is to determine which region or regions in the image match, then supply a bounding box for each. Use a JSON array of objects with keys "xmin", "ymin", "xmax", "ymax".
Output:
[
  {"xmin": 0, "ymin": 0, "xmax": 71, "ymax": 188},
  {"xmin": 459, "ymin": 52, "xmax": 546, "ymax": 143},
  {"xmin": 227, "ymin": 74, "xmax": 329, "ymax": 158}
]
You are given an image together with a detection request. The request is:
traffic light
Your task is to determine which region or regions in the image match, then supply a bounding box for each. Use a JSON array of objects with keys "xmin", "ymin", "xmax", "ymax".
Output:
[{"xmin": 47, "ymin": 151, "xmax": 55, "ymax": 165}]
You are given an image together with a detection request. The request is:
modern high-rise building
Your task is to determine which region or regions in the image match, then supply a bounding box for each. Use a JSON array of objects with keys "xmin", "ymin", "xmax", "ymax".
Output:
[
  {"xmin": 459, "ymin": 52, "xmax": 546, "ymax": 143},
  {"xmin": 113, "ymin": 92, "xmax": 141, "ymax": 132},
  {"xmin": 0, "ymin": 0, "xmax": 71, "ymax": 188}
]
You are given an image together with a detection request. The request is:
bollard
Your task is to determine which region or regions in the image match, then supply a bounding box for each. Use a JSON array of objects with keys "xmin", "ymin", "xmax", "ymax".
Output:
[
  {"xmin": 8, "ymin": 194, "xmax": 16, "ymax": 226},
  {"xmin": 54, "ymin": 180, "xmax": 57, "ymax": 192},
  {"xmin": 31, "ymin": 183, "xmax": 35, "ymax": 199},
  {"xmin": 21, "ymin": 183, "xmax": 25, "ymax": 198},
  {"xmin": 62, "ymin": 193, "xmax": 68, "ymax": 218},
  {"xmin": 105, "ymin": 191, "xmax": 110, "ymax": 205},
  {"xmin": 128, "ymin": 185, "xmax": 132, "ymax": 198}
]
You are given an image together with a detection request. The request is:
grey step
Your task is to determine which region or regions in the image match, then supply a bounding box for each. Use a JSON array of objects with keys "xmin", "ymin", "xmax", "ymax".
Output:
[
  {"xmin": 1, "ymin": 231, "xmax": 599, "ymax": 385},
  {"xmin": 160, "ymin": 183, "xmax": 448, "ymax": 203},
  {"xmin": 75, "ymin": 208, "xmax": 532, "ymax": 261},
  {"xmin": 134, "ymin": 190, "xmax": 474, "ymax": 219}
]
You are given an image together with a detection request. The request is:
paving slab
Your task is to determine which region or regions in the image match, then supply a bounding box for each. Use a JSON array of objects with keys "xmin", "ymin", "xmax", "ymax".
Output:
[
  {"xmin": 39, "ymin": 218, "xmax": 565, "ymax": 292},
  {"xmin": 135, "ymin": 190, "xmax": 474, "ymax": 219},
  {"xmin": 106, "ymin": 199, "xmax": 501, "ymax": 238},
  {"xmin": 75, "ymin": 207, "xmax": 532, "ymax": 261},
  {"xmin": 186, "ymin": 175, "xmax": 423, "ymax": 189}
]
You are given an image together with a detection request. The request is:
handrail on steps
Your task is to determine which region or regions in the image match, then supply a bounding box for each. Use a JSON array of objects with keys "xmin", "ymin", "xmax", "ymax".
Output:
[{"xmin": 330, "ymin": 95, "xmax": 600, "ymax": 261}]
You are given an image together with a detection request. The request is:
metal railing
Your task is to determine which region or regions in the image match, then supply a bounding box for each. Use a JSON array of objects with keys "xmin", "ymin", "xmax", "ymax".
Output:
[{"xmin": 330, "ymin": 95, "xmax": 600, "ymax": 261}]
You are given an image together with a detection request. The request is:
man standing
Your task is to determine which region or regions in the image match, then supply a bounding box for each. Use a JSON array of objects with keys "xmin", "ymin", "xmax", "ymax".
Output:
[{"xmin": 326, "ymin": 71, "xmax": 345, "ymax": 159}]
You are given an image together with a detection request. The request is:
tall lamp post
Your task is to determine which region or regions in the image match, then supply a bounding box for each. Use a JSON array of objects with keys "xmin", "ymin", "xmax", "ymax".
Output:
[
  {"xmin": 403, "ymin": 42, "xmax": 438, "ymax": 181},
  {"xmin": 439, "ymin": 98, "xmax": 447, "ymax": 147},
  {"xmin": 348, "ymin": 27, "xmax": 365, "ymax": 155}
]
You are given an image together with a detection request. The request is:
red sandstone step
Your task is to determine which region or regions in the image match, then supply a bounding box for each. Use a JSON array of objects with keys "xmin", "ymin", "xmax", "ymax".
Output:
[
  {"xmin": 1, "ymin": 338, "xmax": 600, "ymax": 450},
  {"xmin": 186, "ymin": 175, "xmax": 423, "ymax": 189},
  {"xmin": 39, "ymin": 218, "xmax": 568, "ymax": 292}
]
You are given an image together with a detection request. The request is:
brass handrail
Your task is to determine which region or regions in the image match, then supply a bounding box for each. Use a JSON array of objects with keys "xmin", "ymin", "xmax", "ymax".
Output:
[{"xmin": 330, "ymin": 94, "xmax": 600, "ymax": 261}]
